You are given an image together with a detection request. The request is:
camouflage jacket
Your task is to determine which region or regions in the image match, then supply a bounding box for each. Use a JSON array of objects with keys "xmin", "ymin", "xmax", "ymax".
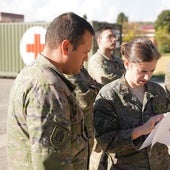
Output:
[
  {"xmin": 88, "ymin": 50, "xmax": 125, "ymax": 85},
  {"xmin": 66, "ymin": 67, "xmax": 102, "ymax": 152},
  {"xmin": 165, "ymin": 61, "xmax": 170, "ymax": 104},
  {"xmin": 7, "ymin": 54, "xmax": 89, "ymax": 170},
  {"xmin": 94, "ymin": 76, "xmax": 170, "ymax": 170}
]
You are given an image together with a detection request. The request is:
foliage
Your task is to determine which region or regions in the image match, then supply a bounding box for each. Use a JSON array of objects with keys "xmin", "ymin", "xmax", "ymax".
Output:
[
  {"xmin": 117, "ymin": 12, "xmax": 128, "ymax": 25},
  {"xmin": 116, "ymin": 12, "xmax": 150, "ymax": 42},
  {"xmin": 122, "ymin": 22, "xmax": 144, "ymax": 42},
  {"xmin": 154, "ymin": 10, "xmax": 170, "ymax": 32},
  {"xmin": 155, "ymin": 10, "xmax": 170, "ymax": 53}
]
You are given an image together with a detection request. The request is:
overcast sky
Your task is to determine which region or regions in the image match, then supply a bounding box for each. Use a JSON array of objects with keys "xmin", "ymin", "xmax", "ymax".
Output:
[{"xmin": 1, "ymin": 0, "xmax": 170, "ymax": 23}]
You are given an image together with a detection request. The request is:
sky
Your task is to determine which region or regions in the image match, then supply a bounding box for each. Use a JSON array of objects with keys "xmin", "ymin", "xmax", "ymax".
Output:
[{"xmin": 1, "ymin": 0, "xmax": 170, "ymax": 23}]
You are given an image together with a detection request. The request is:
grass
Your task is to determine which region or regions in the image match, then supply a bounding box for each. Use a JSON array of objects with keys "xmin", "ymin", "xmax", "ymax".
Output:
[{"xmin": 152, "ymin": 53, "xmax": 170, "ymax": 82}]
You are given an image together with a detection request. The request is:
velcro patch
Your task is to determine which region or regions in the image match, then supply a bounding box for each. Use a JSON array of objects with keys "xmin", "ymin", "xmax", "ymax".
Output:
[{"xmin": 50, "ymin": 125, "xmax": 70, "ymax": 149}]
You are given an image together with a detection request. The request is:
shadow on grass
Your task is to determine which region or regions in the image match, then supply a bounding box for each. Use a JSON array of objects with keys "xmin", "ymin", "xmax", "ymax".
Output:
[{"xmin": 151, "ymin": 74, "xmax": 165, "ymax": 83}]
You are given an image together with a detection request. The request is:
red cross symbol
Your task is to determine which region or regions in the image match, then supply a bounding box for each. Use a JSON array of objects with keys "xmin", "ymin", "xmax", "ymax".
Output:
[{"xmin": 26, "ymin": 34, "xmax": 45, "ymax": 59}]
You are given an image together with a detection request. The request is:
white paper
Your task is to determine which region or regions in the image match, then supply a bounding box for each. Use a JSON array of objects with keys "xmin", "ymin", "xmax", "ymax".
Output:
[{"xmin": 139, "ymin": 112, "xmax": 170, "ymax": 151}]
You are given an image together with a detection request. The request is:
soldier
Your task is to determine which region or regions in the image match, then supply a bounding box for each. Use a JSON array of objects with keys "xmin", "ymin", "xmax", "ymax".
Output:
[
  {"xmin": 88, "ymin": 24, "xmax": 125, "ymax": 86},
  {"xmin": 93, "ymin": 38, "xmax": 170, "ymax": 170},
  {"xmin": 88, "ymin": 25, "xmax": 125, "ymax": 170},
  {"xmin": 7, "ymin": 12, "xmax": 94, "ymax": 170}
]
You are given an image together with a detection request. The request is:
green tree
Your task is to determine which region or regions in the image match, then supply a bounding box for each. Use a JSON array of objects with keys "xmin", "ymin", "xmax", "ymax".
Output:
[
  {"xmin": 116, "ymin": 13, "xmax": 148, "ymax": 43},
  {"xmin": 154, "ymin": 10, "xmax": 170, "ymax": 32},
  {"xmin": 122, "ymin": 22, "xmax": 142, "ymax": 42},
  {"xmin": 154, "ymin": 10, "xmax": 170, "ymax": 53},
  {"xmin": 116, "ymin": 12, "xmax": 128, "ymax": 25},
  {"xmin": 155, "ymin": 26, "xmax": 170, "ymax": 53}
]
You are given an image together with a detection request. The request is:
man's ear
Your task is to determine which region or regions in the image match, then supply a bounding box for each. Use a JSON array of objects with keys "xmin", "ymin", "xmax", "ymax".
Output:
[
  {"xmin": 124, "ymin": 59, "xmax": 129, "ymax": 70},
  {"xmin": 62, "ymin": 40, "xmax": 73, "ymax": 55},
  {"xmin": 97, "ymin": 37, "xmax": 101, "ymax": 45}
]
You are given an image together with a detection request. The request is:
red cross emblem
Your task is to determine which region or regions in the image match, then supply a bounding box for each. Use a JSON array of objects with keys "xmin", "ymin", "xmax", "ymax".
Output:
[
  {"xmin": 20, "ymin": 26, "xmax": 46, "ymax": 65},
  {"xmin": 26, "ymin": 34, "xmax": 45, "ymax": 59}
]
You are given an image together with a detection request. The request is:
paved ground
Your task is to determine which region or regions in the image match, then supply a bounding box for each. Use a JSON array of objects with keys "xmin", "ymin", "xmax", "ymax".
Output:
[
  {"xmin": 0, "ymin": 78, "xmax": 14, "ymax": 170},
  {"xmin": 0, "ymin": 77, "xmax": 165, "ymax": 170}
]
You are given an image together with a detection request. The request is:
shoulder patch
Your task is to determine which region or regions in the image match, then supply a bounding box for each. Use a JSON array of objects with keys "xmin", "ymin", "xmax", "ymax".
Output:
[{"xmin": 50, "ymin": 125, "xmax": 70, "ymax": 149}]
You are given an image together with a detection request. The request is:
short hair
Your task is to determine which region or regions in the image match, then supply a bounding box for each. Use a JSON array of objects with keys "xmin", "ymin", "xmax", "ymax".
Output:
[
  {"xmin": 121, "ymin": 38, "xmax": 161, "ymax": 63},
  {"xmin": 95, "ymin": 24, "xmax": 114, "ymax": 40},
  {"xmin": 45, "ymin": 12, "xmax": 94, "ymax": 50}
]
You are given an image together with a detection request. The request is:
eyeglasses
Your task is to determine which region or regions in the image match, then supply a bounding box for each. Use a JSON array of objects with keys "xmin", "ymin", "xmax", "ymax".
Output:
[{"xmin": 104, "ymin": 35, "xmax": 119, "ymax": 41}]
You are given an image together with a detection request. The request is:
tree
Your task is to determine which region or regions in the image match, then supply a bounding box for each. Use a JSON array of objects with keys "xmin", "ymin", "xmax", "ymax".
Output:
[
  {"xmin": 116, "ymin": 12, "xmax": 128, "ymax": 25},
  {"xmin": 154, "ymin": 10, "xmax": 170, "ymax": 53},
  {"xmin": 155, "ymin": 26, "xmax": 170, "ymax": 53},
  {"xmin": 122, "ymin": 22, "xmax": 142, "ymax": 42},
  {"xmin": 116, "ymin": 13, "xmax": 143, "ymax": 42},
  {"xmin": 154, "ymin": 10, "xmax": 170, "ymax": 32}
]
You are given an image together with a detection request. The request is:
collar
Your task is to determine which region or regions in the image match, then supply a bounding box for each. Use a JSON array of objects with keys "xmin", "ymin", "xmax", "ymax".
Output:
[
  {"xmin": 97, "ymin": 49, "xmax": 114, "ymax": 60},
  {"xmin": 37, "ymin": 54, "xmax": 76, "ymax": 92},
  {"xmin": 118, "ymin": 75, "xmax": 156, "ymax": 101}
]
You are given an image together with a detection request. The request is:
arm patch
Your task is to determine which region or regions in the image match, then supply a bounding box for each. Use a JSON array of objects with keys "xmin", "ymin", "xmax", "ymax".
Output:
[{"xmin": 50, "ymin": 125, "xmax": 70, "ymax": 149}]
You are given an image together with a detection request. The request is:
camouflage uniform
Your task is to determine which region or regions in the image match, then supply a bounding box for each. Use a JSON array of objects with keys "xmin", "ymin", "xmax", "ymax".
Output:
[
  {"xmin": 88, "ymin": 50, "xmax": 125, "ymax": 85},
  {"xmin": 88, "ymin": 50, "xmax": 125, "ymax": 169},
  {"xmin": 94, "ymin": 75, "xmax": 170, "ymax": 170},
  {"xmin": 165, "ymin": 61, "xmax": 170, "ymax": 101},
  {"xmin": 66, "ymin": 67, "xmax": 102, "ymax": 153},
  {"xmin": 7, "ymin": 54, "xmax": 89, "ymax": 170}
]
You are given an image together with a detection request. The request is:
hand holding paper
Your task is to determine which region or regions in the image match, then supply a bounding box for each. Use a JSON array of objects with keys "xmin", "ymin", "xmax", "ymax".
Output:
[{"xmin": 139, "ymin": 112, "xmax": 170, "ymax": 154}]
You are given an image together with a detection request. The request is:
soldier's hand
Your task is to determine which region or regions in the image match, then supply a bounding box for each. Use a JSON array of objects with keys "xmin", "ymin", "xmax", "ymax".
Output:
[
  {"xmin": 140, "ymin": 114, "xmax": 164, "ymax": 135},
  {"xmin": 132, "ymin": 114, "xmax": 164, "ymax": 140}
]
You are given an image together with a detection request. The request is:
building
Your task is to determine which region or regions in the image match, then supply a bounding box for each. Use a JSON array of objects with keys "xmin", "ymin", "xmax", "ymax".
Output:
[
  {"xmin": 0, "ymin": 12, "xmax": 24, "ymax": 22},
  {"xmin": 140, "ymin": 23, "xmax": 155, "ymax": 42}
]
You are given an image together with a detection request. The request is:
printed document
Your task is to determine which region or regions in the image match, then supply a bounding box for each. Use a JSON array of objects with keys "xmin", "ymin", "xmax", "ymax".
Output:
[{"xmin": 139, "ymin": 112, "xmax": 170, "ymax": 151}]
